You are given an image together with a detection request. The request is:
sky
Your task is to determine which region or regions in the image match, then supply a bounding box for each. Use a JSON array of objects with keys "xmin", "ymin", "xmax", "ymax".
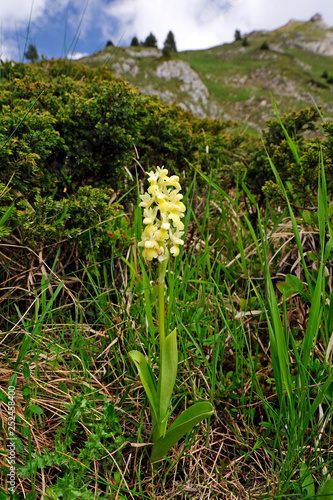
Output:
[{"xmin": 1, "ymin": 0, "xmax": 333, "ymax": 62}]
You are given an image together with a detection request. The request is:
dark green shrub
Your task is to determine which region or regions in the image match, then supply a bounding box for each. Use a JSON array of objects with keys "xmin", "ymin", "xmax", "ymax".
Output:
[
  {"xmin": 0, "ymin": 59, "xmax": 248, "ymax": 202},
  {"xmin": 0, "ymin": 64, "xmax": 142, "ymax": 195},
  {"xmin": 260, "ymin": 41, "xmax": 269, "ymax": 50},
  {"xmin": 162, "ymin": 47, "xmax": 171, "ymax": 58},
  {"xmin": 13, "ymin": 186, "xmax": 126, "ymax": 262},
  {"xmin": 0, "ymin": 102, "xmax": 66, "ymax": 196},
  {"xmin": 245, "ymin": 106, "xmax": 333, "ymax": 208},
  {"xmin": 0, "ymin": 58, "xmax": 253, "ymax": 283}
]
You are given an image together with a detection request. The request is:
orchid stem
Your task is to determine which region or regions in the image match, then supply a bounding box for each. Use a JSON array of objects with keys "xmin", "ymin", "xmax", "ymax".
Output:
[
  {"xmin": 156, "ymin": 259, "xmax": 168, "ymax": 441},
  {"xmin": 158, "ymin": 259, "xmax": 168, "ymax": 347},
  {"xmin": 158, "ymin": 279, "xmax": 165, "ymax": 347}
]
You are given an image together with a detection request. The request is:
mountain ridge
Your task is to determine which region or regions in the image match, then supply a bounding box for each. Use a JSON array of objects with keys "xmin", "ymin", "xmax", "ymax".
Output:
[{"xmin": 80, "ymin": 13, "xmax": 333, "ymax": 132}]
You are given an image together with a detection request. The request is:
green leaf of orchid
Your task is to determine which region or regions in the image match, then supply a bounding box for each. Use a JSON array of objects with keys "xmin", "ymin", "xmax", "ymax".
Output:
[
  {"xmin": 129, "ymin": 350, "xmax": 157, "ymax": 421},
  {"xmin": 276, "ymin": 281, "xmax": 294, "ymax": 300},
  {"xmin": 300, "ymin": 462, "xmax": 315, "ymax": 499},
  {"xmin": 150, "ymin": 401, "xmax": 214, "ymax": 463},
  {"xmin": 157, "ymin": 328, "xmax": 178, "ymax": 427},
  {"xmin": 317, "ymin": 479, "xmax": 333, "ymax": 499}
]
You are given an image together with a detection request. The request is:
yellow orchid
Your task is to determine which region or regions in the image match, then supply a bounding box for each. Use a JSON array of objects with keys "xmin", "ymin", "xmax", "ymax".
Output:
[
  {"xmin": 138, "ymin": 167, "xmax": 186, "ymax": 261},
  {"xmin": 130, "ymin": 166, "xmax": 214, "ymax": 464}
]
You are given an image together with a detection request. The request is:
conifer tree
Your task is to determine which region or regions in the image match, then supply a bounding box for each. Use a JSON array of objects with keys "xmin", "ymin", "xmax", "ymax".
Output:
[
  {"xmin": 24, "ymin": 44, "xmax": 39, "ymax": 63},
  {"xmin": 144, "ymin": 33, "xmax": 158, "ymax": 48},
  {"xmin": 163, "ymin": 31, "xmax": 177, "ymax": 53},
  {"xmin": 234, "ymin": 29, "xmax": 242, "ymax": 41},
  {"xmin": 131, "ymin": 36, "xmax": 139, "ymax": 47}
]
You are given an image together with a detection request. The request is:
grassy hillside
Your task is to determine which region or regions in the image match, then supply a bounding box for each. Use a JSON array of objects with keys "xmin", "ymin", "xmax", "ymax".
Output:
[{"xmin": 81, "ymin": 14, "xmax": 333, "ymax": 133}]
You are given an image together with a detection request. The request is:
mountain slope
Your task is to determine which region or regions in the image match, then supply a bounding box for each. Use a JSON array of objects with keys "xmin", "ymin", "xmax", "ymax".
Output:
[{"xmin": 80, "ymin": 14, "xmax": 333, "ymax": 133}]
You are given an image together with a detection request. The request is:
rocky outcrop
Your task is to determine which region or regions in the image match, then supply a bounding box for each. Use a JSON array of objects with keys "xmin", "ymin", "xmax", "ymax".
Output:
[
  {"xmin": 113, "ymin": 58, "xmax": 139, "ymax": 77},
  {"xmin": 309, "ymin": 13, "xmax": 329, "ymax": 29},
  {"xmin": 125, "ymin": 48, "xmax": 162, "ymax": 58},
  {"xmin": 154, "ymin": 60, "xmax": 209, "ymax": 117},
  {"xmin": 227, "ymin": 67, "xmax": 304, "ymax": 100},
  {"xmin": 79, "ymin": 14, "xmax": 333, "ymax": 127},
  {"xmin": 284, "ymin": 32, "xmax": 333, "ymax": 56},
  {"xmin": 275, "ymin": 14, "xmax": 333, "ymax": 55},
  {"xmin": 139, "ymin": 86, "xmax": 176, "ymax": 105}
]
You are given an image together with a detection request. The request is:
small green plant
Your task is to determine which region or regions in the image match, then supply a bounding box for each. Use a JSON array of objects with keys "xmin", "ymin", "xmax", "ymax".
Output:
[
  {"xmin": 300, "ymin": 463, "xmax": 333, "ymax": 500},
  {"xmin": 0, "ymin": 183, "xmax": 14, "ymax": 239},
  {"xmin": 17, "ymin": 396, "xmax": 126, "ymax": 498},
  {"xmin": 129, "ymin": 167, "xmax": 214, "ymax": 464},
  {"xmin": 162, "ymin": 47, "xmax": 171, "ymax": 58}
]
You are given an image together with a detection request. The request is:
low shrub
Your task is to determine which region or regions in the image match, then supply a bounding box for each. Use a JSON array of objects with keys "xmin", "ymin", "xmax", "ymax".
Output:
[
  {"xmin": 245, "ymin": 106, "xmax": 333, "ymax": 207},
  {"xmin": 0, "ymin": 59, "xmax": 247, "ymax": 199}
]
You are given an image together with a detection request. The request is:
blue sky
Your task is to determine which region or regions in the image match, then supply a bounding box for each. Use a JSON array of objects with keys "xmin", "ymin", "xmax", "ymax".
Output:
[{"xmin": 1, "ymin": 0, "xmax": 333, "ymax": 61}]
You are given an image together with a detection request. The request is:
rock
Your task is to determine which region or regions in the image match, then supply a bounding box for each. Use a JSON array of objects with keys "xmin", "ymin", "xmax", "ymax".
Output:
[
  {"xmin": 309, "ymin": 13, "xmax": 323, "ymax": 23},
  {"xmin": 228, "ymin": 67, "xmax": 303, "ymax": 102},
  {"xmin": 155, "ymin": 60, "xmax": 209, "ymax": 106},
  {"xmin": 113, "ymin": 59, "xmax": 139, "ymax": 77},
  {"xmin": 126, "ymin": 48, "xmax": 162, "ymax": 58},
  {"xmin": 295, "ymin": 59, "xmax": 312, "ymax": 71},
  {"xmin": 139, "ymin": 85, "xmax": 176, "ymax": 105},
  {"xmin": 285, "ymin": 32, "xmax": 333, "ymax": 56},
  {"xmin": 308, "ymin": 13, "xmax": 330, "ymax": 30}
]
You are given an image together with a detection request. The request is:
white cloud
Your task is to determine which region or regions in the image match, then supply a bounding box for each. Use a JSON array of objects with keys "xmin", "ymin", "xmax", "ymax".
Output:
[
  {"xmin": 67, "ymin": 51, "xmax": 89, "ymax": 59},
  {"xmin": 104, "ymin": 0, "xmax": 333, "ymax": 51},
  {"xmin": 0, "ymin": 40, "xmax": 17, "ymax": 61},
  {"xmin": 0, "ymin": 0, "xmax": 96, "ymax": 60},
  {"xmin": 0, "ymin": 0, "xmax": 68, "ymax": 31},
  {"xmin": 0, "ymin": 0, "xmax": 44, "ymax": 30}
]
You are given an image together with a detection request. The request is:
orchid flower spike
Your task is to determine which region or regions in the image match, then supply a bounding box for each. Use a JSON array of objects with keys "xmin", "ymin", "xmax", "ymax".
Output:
[{"xmin": 138, "ymin": 167, "xmax": 186, "ymax": 261}]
